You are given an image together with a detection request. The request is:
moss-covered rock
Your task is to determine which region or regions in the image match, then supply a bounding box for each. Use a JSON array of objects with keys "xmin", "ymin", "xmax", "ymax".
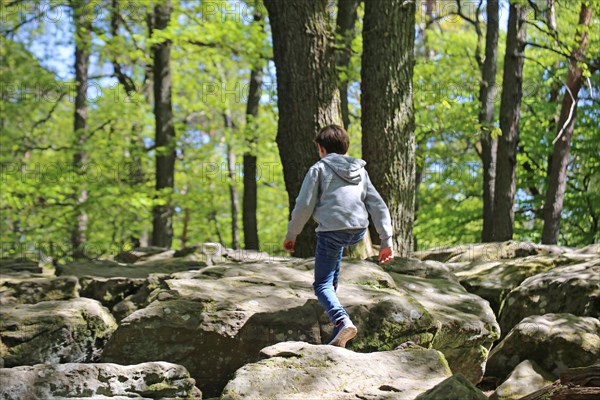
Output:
[
  {"xmin": 0, "ymin": 297, "xmax": 117, "ymax": 367},
  {"xmin": 414, "ymin": 373, "xmax": 488, "ymax": 400},
  {"xmin": 486, "ymin": 313, "xmax": 600, "ymax": 380},
  {"xmin": 79, "ymin": 276, "xmax": 145, "ymax": 309},
  {"xmin": 0, "ymin": 275, "xmax": 80, "ymax": 304},
  {"xmin": 221, "ymin": 341, "xmax": 452, "ymax": 400},
  {"xmin": 489, "ymin": 359, "xmax": 555, "ymax": 400},
  {"xmin": 0, "ymin": 362, "xmax": 201, "ymax": 399}
]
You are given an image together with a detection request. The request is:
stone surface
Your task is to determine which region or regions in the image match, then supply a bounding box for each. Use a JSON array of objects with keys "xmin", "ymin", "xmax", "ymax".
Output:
[
  {"xmin": 489, "ymin": 360, "xmax": 555, "ymax": 400},
  {"xmin": 221, "ymin": 341, "xmax": 452, "ymax": 400},
  {"xmin": 80, "ymin": 276, "xmax": 145, "ymax": 309},
  {"xmin": 0, "ymin": 275, "xmax": 80, "ymax": 304},
  {"xmin": 0, "ymin": 362, "xmax": 201, "ymax": 399},
  {"xmin": 414, "ymin": 373, "xmax": 488, "ymax": 400},
  {"xmin": 57, "ymin": 258, "xmax": 207, "ymax": 279},
  {"xmin": 0, "ymin": 257, "xmax": 42, "ymax": 274},
  {"xmin": 388, "ymin": 265, "xmax": 500, "ymax": 384},
  {"xmin": 0, "ymin": 297, "xmax": 117, "ymax": 367},
  {"xmin": 497, "ymin": 258, "xmax": 600, "ymax": 336},
  {"xmin": 486, "ymin": 313, "xmax": 600, "ymax": 380}
]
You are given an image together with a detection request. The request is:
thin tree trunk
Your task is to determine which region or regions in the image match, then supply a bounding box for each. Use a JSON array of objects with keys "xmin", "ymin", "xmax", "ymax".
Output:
[
  {"xmin": 181, "ymin": 207, "xmax": 190, "ymax": 248},
  {"xmin": 70, "ymin": 0, "xmax": 91, "ymax": 259},
  {"xmin": 542, "ymin": 3, "xmax": 593, "ymax": 244},
  {"xmin": 150, "ymin": 0, "xmax": 175, "ymax": 248},
  {"xmin": 243, "ymin": 67, "xmax": 263, "ymax": 250},
  {"xmin": 492, "ymin": 2, "xmax": 527, "ymax": 242},
  {"xmin": 223, "ymin": 113, "xmax": 240, "ymax": 250},
  {"xmin": 361, "ymin": 0, "xmax": 416, "ymax": 257},
  {"xmin": 264, "ymin": 0, "xmax": 342, "ymax": 258},
  {"xmin": 479, "ymin": 0, "xmax": 499, "ymax": 242},
  {"xmin": 335, "ymin": 0, "xmax": 360, "ymax": 130}
]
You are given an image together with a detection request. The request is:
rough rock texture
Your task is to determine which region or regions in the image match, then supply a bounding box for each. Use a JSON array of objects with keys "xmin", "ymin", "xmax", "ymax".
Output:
[
  {"xmin": 489, "ymin": 360, "xmax": 555, "ymax": 400},
  {"xmin": 0, "ymin": 257, "xmax": 42, "ymax": 274},
  {"xmin": 0, "ymin": 362, "xmax": 201, "ymax": 399},
  {"xmin": 101, "ymin": 259, "xmax": 443, "ymax": 396},
  {"xmin": 414, "ymin": 373, "xmax": 488, "ymax": 400},
  {"xmin": 0, "ymin": 275, "xmax": 80, "ymax": 304},
  {"xmin": 454, "ymin": 255, "xmax": 574, "ymax": 314},
  {"xmin": 56, "ymin": 258, "xmax": 207, "ymax": 279},
  {"xmin": 386, "ymin": 260, "xmax": 500, "ymax": 384},
  {"xmin": 497, "ymin": 258, "xmax": 600, "ymax": 336},
  {"xmin": 221, "ymin": 341, "xmax": 452, "ymax": 400},
  {"xmin": 486, "ymin": 313, "xmax": 600, "ymax": 380},
  {"xmin": 517, "ymin": 364, "xmax": 600, "ymax": 399},
  {"xmin": 0, "ymin": 297, "xmax": 117, "ymax": 367},
  {"xmin": 414, "ymin": 241, "xmax": 565, "ymax": 263},
  {"xmin": 80, "ymin": 276, "xmax": 145, "ymax": 309}
]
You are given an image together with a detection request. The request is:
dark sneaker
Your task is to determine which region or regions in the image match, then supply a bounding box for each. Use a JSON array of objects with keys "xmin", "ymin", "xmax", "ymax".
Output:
[{"xmin": 325, "ymin": 317, "xmax": 357, "ymax": 348}]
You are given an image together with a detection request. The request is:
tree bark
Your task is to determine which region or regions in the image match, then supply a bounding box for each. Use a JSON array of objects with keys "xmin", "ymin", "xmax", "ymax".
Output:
[
  {"xmin": 479, "ymin": 0, "xmax": 499, "ymax": 242},
  {"xmin": 335, "ymin": 0, "xmax": 360, "ymax": 130},
  {"xmin": 243, "ymin": 67, "xmax": 263, "ymax": 250},
  {"xmin": 361, "ymin": 0, "xmax": 416, "ymax": 257},
  {"xmin": 542, "ymin": 3, "xmax": 593, "ymax": 244},
  {"xmin": 492, "ymin": 2, "xmax": 527, "ymax": 242},
  {"xmin": 223, "ymin": 113, "xmax": 240, "ymax": 250},
  {"xmin": 264, "ymin": 0, "xmax": 342, "ymax": 258},
  {"xmin": 70, "ymin": 0, "xmax": 91, "ymax": 259},
  {"xmin": 150, "ymin": 0, "xmax": 175, "ymax": 248}
]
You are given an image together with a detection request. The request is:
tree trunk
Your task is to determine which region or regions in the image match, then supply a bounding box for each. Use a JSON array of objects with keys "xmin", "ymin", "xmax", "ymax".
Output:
[
  {"xmin": 224, "ymin": 113, "xmax": 240, "ymax": 250},
  {"xmin": 361, "ymin": 0, "xmax": 416, "ymax": 257},
  {"xmin": 150, "ymin": 0, "xmax": 175, "ymax": 248},
  {"xmin": 335, "ymin": 0, "xmax": 360, "ymax": 130},
  {"xmin": 264, "ymin": 0, "xmax": 342, "ymax": 258},
  {"xmin": 70, "ymin": 0, "xmax": 91, "ymax": 259},
  {"xmin": 492, "ymin": 2, "xmax": 527, "ymax": 242},
  {"xmin": 542, "ymin": 3, "xmax": 593, "ymax": 244},
  {"xmin": 243, "ymin": 67, "xmax": 263, "ymax": 250},
  {"xmin": 479, "ymin": 0, "xmax": 499, "ymax": 242}
]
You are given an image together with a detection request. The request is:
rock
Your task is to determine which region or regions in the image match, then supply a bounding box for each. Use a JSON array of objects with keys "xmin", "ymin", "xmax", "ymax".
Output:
[
  {"xmin": 0, "ymin": 362, "xmax": 201, "ymax": 399},
  {"xmin": 414, "ymin": 373, "xmax": 488, "ymax": 400},
  {"xmin": 489, "ymin": 360, "xmax": 555, "ymax": 400},
  {"xmin": 115, "ymin": 246, "xmax": 171, "ymax": 263},
  {"xmin": 101, "ymin": 259, "xmax": 441, "ymax": 397},
  {"xmin": 111, "ymin": 273, "xmax": 171, "ymax": 321},
  {"xmin": 0, "ymin": 257, "xmax": 42, "ymax": 274},
  {"xmin": 382, "ymin": 257, "xmax": 458, "ymax": 281},
  {"xmin": 455, "ymin": 255, "xmax": 574, "ymax": 314},
  {"xmin": 497, "ymin": 258, "xmax": 600, "ymax": 336},
  {"xmin": 414, "ymin": 241, "xmax": 565, "ymax": 263},
  {"xmin": 79, "ymin": 276, "xmax": 145, "ymax": 309},
  {"xmin": 221, "ymin": 341, "xmax": 452, "ymax": 400},
  {"xmin": 0, "ymin": 297, "xmax": 117, "ymax": 367},
  {"xmin": 485, "ymin": 313, "xmax": 600, "ymax": 380},
  {"xmin": 517, "ymin": 364, "xmax": 600, "ymax": 400},
  {"xmin": 0, "ymin": 275, "xmax": 80, "ymax": 304},
  {"xmin": 57, "ymin": 258, "xmax": 207, "ymax": 279},
  {"xmin": 389, "ymin": 268, "xmax": 500, "ymax": 384}
]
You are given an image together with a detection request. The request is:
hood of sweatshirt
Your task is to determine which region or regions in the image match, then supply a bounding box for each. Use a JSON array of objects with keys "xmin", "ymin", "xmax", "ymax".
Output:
[{"xmin": 320, "ymin": 153, "xmax": 367, "ymax": 184}]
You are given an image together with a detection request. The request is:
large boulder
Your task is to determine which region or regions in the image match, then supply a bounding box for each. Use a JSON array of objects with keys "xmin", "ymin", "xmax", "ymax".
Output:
[
  {"xmin": 414, "ymin": 373, "xmax": 488, "ymax": 400},
  {"xmin": 489, "ymin": 360, "xmax": 555, "ymax": 400},
  {"xmin": 0, "ymin": 257, "xmax": 42, "ymax": 274},
  {"xmin": 0, "ymin": 362, "xmax": 201, "ymax": 399},
  {"xmin": 454, "ymin": 255, "xmax": 574, "ymax": 314},
  {"xmin": 485, "ymin": 313, "xmax": 600, "ymax": 380},
  {"xmin": 0, "ymin": 297, "xmax": 117, "ymax": 367},
  {"xmin": 497, "ymin": 258, "xmax": 600, "ymax": 336},
  {"xmin": 0, "ymin": 275, "xmax": 80, "ymax": 304},
  {"xmin": 386, "ymin": 260, "xmax": 500, "ymax": 384},
  {"xmin": 56, "ymin": 258, "xmax": 206, "ymax": 279},
  {"xmin": 221, "ymin": 341, "xmax": 452, "ymax": 400},
  {"xmin": 101, "ymin": 259, "xmax": 441, "ymax": 397},
  {"xmin": 79, "ymin": 276, "xmax": 145, "ymax": 309}
]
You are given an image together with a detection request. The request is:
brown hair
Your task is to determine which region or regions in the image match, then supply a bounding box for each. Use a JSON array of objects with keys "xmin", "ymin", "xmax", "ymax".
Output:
[{"xmin": 314, "ymin": 124, "xmax": 349, "ymax": 155}]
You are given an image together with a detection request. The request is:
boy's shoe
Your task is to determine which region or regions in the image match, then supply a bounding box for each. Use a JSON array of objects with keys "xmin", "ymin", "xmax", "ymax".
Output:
[{"xmin": 325, "ymin": 317, "xmax": 357, "ymax": 348}]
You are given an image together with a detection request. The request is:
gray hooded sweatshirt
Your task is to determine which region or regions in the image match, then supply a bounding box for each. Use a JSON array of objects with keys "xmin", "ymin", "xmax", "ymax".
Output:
[{"xmin": 285, "ymin": 153, "xmax": 393, "ymax": 249}]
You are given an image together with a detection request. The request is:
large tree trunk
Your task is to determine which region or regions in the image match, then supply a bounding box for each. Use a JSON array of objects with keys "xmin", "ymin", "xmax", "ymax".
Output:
[
  {"xmin": 70, "ymin": 0, "xmax": 91, "ymax": 259},
  {"xmin": 264, "ymin": 0, "xmax": 342, "ymax": 258},
  {"xmin": 242, "ymin": 67, "xmax": 263, "ymax": 250},
  {"xmin": 479, "ymin": 0, "xmax": 499, "ymax": 242},
  {"xmin": 492, "ymin": 2, "xmax": 527, "ymax": 242},
  {"xmin": 361, "ymin": 0, "xmax": 416, "ymax": 257},
  {"xmin": 223, "ymin": 113, "xmax": 240, "ymax": 250},
  {"xmin": 150, "ymin": 0, "xmax": 175, "ymax": 248},
  {"xmin": 335, "ymin": 0, "xmax": 360, "ymax": 130},
  {"xmin": 542, "ymin": 3, "xmax": 593, "ymax": 244}
]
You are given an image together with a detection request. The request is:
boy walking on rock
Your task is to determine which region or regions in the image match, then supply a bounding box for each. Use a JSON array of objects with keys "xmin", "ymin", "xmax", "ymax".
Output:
[{"xmin": 283, "ymin": 124, "xmax": 394, "ymax": 348}]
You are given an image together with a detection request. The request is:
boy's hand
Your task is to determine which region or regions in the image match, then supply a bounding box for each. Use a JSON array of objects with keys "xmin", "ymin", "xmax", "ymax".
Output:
[
  {"xmin": 378, "ymin": 246, "xmax": 393, "ymax": 264},
  {"xmin": 283, "ymin": 239, "xmax": 295, "ymax": 252}
]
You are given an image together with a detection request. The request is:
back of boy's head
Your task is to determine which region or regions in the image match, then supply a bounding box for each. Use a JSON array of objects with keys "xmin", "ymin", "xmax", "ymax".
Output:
[{"xmin": 314, "ymin": 124, "xmax": 349, "ymax": 155}]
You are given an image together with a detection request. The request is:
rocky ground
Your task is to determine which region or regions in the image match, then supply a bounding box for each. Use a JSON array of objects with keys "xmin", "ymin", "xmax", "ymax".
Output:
[{"xmin": 0, "ymin": 241, "xmax": 598, "ymax": 399}]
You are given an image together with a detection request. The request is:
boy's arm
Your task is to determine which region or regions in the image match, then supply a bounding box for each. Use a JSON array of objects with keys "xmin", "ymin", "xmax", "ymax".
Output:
[
  {"xmin": 364, "ymin": 170, "xmax": 394, "ymax": 249},
  {"xmin": 285, "ymin": 166, "xmax": 320, "ymax": 241}
]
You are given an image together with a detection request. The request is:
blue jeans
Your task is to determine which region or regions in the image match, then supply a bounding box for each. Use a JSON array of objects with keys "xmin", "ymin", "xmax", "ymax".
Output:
[{"xmin": 314, "ymin": 228, "xmax": 367, "ymax": 324}]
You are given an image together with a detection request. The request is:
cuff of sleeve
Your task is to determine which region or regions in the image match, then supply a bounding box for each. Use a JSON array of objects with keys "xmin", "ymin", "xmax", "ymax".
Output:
[
  {"xmin": 285, "ymin": 232, "xmax": 298, "ymax": 241},
  {"xmin": 380, "ymin": 237, "xmax": 393, "ymax": 249}
]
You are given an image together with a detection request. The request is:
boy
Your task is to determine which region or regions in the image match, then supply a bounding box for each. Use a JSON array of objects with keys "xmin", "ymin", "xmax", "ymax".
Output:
[{"xmin": 283, "ymin": 124, "xmax": 394, "ymax": 348}]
